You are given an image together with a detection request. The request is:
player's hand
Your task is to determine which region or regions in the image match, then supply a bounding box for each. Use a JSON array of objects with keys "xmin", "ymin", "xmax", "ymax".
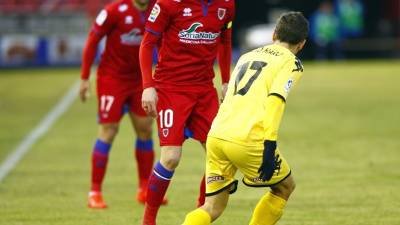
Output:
[
  {"xmin": 258, "ymin": 140, "xmax": 277, "ymax": 182},
  {"xmin": 220, "ymin": 83, "xmax": 228, "ymax": 102},
  {"xmin": 142, "ymin": 87, "xmax": 158, "ymax": 118},
  {"xmin": 79, "ymin": 79, "xmax": 91, "ymax": 102}
]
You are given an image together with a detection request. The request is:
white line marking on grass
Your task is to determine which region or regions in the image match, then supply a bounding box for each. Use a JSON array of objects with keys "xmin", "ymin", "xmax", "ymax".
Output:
[{"xmin": 0, "ymin": 80, "xmax": 80, "ymax": 182}]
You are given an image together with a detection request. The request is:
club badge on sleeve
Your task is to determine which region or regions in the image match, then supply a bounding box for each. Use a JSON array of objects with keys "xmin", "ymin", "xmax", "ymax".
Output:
[
  {"xmin": 148, "ymin": 3, "xmax": 161, "ymax": 22},
  {"xmin": 96, "ymin": 10, "xmax": 108, "ymax": 26},
  {"xmin": 284, "ymin": 79, "xmax": 294, "ymax": 94}
]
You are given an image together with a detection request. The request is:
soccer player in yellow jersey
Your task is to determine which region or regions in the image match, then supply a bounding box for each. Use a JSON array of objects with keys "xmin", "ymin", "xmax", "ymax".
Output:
[{"xmin": 182, "ymin": 12, "xmax": 309, "ymax": 225}]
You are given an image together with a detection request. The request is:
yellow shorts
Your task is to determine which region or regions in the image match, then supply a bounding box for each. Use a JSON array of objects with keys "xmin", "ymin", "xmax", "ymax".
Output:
[{"xmin": 205, "ymin": 136, "xmax": 291, "ymax": 196}]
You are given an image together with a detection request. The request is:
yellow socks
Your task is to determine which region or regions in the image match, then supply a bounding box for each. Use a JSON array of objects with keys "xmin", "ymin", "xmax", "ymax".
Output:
[
  {"xmin": 182, "ymin": 192, "xmax": 285, "ymax": 225},
  {"xmin": 182, "ymin": 208, "xmax": 211, "ymax": 225},
  {"xmin": 249, "ymin": 192, "xmax": 287, "ymax": 225}
]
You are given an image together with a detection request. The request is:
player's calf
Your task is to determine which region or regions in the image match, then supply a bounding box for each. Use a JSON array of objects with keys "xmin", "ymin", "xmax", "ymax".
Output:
[
  {"xmin": 143, "ymin": 161, "xmax": 175, "ymax": 225},
  {"xmin": 248, "ymin": 176, "xmax": 296, "ymax": 225},
  {"xmin": 202, "ymin": 199, "xmax": 228, "ymax": 221},
  {"xmin": 89, "ymin": 139, "xmax": 112, "ymax": 208}
]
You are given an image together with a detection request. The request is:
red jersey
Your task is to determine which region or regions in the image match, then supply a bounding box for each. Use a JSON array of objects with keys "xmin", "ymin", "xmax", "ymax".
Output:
[
  {"xmin": 144, "ymin": 0, "xmax": 235, "ymax": 87},
  {"xmin": 81, "ymin": 0, "xmax": 154, "ymax": 81}
]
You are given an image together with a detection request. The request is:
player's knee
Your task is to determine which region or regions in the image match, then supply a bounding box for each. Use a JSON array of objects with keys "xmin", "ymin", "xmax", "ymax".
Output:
[
  {"xmin": 99, "ymin": 124, "xmax": 119, "ymax": 142},
  {"xmin": 160, "ymin": 155, "xmax": 180, "ymax": 170},
  {"xmin": 271, "ymin": 176, "xmax": 296, "ymax": 199},
  {"xmin": 289, "ymin": 179, "xmax": 296, "ymax": 193},
  {"xmin": 105, "ymin": 126, "xmax": 119, "ymax": 137},
  {"xmin": 160, "ymin": 146, "xmax": 182, "ymax": 170},
  {"xmin": 135, "ymin": 125, "xmax": 152, "ymax": 140},
  {"xmin": 283, "ymin": 180, "xmax": 296, "ymax": 197},
  {"xmin": 284, "ymin": 177, "xmax": 296, "ymax": 192},
  {"xmin": 131, "ymin": 115, "xmax": 153, "ymax": 140}
]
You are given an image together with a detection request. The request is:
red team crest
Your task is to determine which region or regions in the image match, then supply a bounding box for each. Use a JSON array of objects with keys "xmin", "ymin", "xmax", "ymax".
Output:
[
  {"xmin": 162, "ymin": 129, "xmax": 169, "ymax": 137},
  {"xmin": 218, "ymin": 8, "xmax": 226, "ymax": 20}
]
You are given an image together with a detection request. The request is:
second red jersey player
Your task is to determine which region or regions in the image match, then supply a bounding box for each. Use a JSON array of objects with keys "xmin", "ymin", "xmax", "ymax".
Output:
[
  {"xmin": 80, "ymin": 0, "xmax": 166, "ymax": 209},
  {"xmin": 140, "ymin": 0, "xmax": 235, "ymax": 224}
]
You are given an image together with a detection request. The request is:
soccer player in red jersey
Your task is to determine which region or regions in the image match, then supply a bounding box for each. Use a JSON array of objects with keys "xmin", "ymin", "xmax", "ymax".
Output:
[
  {"xmin": 140, "ymin": 0, "xmax": 235, "ymax": 224},
  {"xmin": 80, "ymin": 0, "xmax": 166, "ymax": 209}
]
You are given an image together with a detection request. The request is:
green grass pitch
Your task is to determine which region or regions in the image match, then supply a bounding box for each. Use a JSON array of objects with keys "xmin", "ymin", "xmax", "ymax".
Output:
[{"xmin": 0, "ymin": 61, "xmax": 400, "ymax": 225}]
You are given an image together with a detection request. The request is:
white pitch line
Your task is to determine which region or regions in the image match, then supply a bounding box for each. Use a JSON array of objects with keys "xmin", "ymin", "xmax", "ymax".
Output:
[{"xmin": 0, "ymin": 80, "xmax": 80, "ymax": 182}]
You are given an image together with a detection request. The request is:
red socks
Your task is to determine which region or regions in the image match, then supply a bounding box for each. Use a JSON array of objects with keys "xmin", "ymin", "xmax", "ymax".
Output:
[
  {"xmin": 90, "ymin": 139, "xmax": 111, "ymax": 192},
  {"xmin": 135, "ymin": 139, "xmax": 155, "ymax": 189},
  {"xmin": 197, "ymin": 175, "xmax": 206, "ymax": 207},
  {"xmin": 91, "ymin": 139, "xmax": 155, "ymax": 192},
  {"xmin": 142, "ymin": 161, "xmax": 174, "ymax": 225}
]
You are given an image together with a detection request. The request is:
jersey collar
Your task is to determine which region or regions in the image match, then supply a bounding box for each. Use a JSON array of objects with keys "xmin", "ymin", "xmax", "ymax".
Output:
[{"xmin": 198, "ymin": 0, "xmax": 213, "ymax": 16}]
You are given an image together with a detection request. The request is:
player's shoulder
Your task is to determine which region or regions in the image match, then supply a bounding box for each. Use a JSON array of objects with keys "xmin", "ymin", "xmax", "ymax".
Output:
[
  {"xmin": 151, "ymin": 0, "xmax": 181, "ymax": 15},
  {"xmin": 280, "ymin": 54, "xmax": 304, "ymax": 74},
  {"xmin": 292, "ymin": 57, "xmax": 304, "ymax": 73},
  {"xmin": 104, "ymin": 0, "xmax": 130, "ymax": 14},
  {"xmin": 217, "ymin": 0, "xmax": 235, "ymax": 9},
  {"xmin": 156, "ymin": 0, "xmax": 181, "ymax": 7},
  {"xmin": 216, "ymin": 0, "xmax": 235, "ymax": 20},
  {"xmin": 280, "ymin": 54, "xmax": 304, "ymax": 75},
  {"xmin": 251, "ymin": 44, "xmax": 304, "ymax": 72}
]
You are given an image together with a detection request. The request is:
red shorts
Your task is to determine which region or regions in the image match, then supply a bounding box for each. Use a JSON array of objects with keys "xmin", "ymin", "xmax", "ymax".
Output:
[
  {"xmin": 96, "ymin": 76, "xmax": 146, "ymax": 123},
  {"xmin": 156, "ymin": 86, "xmax": 219, "ymax": 146}
]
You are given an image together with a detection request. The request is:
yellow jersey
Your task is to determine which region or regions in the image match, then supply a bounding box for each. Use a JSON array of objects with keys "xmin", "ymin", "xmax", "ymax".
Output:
[{"xmin": 208, "ymin": 44, "xmax": 304, "ymax": 147}]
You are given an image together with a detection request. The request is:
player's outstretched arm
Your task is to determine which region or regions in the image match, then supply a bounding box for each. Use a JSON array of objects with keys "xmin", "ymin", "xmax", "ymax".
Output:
[
  {"xmin": 259, "ymin": 95, "xmax": 286, "ymax": 181},
  {"xmin": 80, "ymin": 31, "xmax": 102, "ymax": 102},
  {"xmin": 140, "ymin": 32, "xmax": 160, "ymax": 117}
]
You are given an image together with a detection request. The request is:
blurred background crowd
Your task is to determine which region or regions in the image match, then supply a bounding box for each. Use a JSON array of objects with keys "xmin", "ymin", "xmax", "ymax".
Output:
[{"xmin": 0, "ymin": 0, "xmax": 399, "ymax": 67}]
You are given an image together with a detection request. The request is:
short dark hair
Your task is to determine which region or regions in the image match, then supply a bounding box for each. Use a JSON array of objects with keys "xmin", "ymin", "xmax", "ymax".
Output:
[{"xmin": 275, "ymin": 12, "xmax": 309, "ymax": 45}]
